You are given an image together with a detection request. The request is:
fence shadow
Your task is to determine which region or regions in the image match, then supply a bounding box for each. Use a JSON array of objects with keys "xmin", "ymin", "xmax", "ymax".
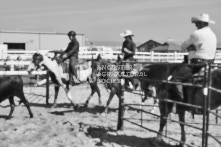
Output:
[
  {"xmin": 0, "ymin": 115, "xmax": 8, "ymax": 119},
  {"xmin": 29, "ymin": 102, "xmax": 73, "ymax": 108},
  {"xmin": 85, "ymin": 126, "xmax": 177, "ymax": 147},
  {"xmin": 75, "ymin": 105, "xmax": 118, "ymax": 114},
  {"xmin": 49, "ymin": 105, "xmax": 118, "ymax": 116}
]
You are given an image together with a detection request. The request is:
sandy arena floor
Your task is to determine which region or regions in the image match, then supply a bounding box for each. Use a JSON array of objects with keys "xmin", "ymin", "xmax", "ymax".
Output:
[{"xmin": 0, "ymin": 83, "xmax": 221, "ymax": 147}]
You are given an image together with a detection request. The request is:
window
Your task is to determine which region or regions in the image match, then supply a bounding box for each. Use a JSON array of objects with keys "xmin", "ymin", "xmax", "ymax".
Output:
[{"xmin": 4, "ymin": 43, "xmax": 25, "ymax": 50}]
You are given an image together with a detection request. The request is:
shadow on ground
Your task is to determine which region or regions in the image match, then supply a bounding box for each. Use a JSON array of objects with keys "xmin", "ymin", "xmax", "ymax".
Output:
[
  {"xmin": 84, "ymin": 126, "xmax": 177, "ymax": 147},
  {"xmin": 48, "ymin": 105, "xmax": 118, "ymax": 116}
]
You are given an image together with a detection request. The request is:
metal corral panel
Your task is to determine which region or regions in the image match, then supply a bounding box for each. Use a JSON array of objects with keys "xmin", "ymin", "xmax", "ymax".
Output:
[{"xmin": 0, "ymin": 31, "xmax": 85, "ymax": 51}]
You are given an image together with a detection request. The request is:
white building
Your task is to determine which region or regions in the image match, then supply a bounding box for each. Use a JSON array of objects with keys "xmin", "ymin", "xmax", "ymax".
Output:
[{"xmin": 0, "ymin": 30, "xmax": 85, "ymax": 51}]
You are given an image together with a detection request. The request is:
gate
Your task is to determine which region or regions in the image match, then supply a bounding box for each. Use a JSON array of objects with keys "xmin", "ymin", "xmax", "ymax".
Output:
[{"xmin": 117, "ymin": 61, "xmax": 221, "ymax": 147}]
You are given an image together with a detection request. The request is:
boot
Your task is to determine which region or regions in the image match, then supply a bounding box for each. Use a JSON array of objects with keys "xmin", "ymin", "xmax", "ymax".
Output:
[{"xmin": 73, "ymin": 76, "xmax": 80, "ymax": 84}]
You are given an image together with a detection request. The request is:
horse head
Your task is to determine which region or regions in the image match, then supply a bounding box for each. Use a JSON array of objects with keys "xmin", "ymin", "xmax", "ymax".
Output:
[
  {"xmin": 32, "ymin": 53, "xmax": 43, "ymax": 69},
  {"xmin": 140, "ymin": 64, "xmax": 176, "ymax": 101},
  {"xmin": 91, "ymin": 54, "xmax": 103, "ymax": 81}
]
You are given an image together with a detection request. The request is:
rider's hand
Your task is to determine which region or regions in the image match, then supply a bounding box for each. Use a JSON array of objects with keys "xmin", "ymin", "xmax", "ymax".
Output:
[
  {"xmin": 61, "ymin": 54, "xmax": 68, "ymax": 61},
  {"xmin": 187, "ymin": 44, "xmax": 196, "ymax": 51},
  {"xmin": 124, "ymin": 48, "xmax": 133, "ymax": 54}
]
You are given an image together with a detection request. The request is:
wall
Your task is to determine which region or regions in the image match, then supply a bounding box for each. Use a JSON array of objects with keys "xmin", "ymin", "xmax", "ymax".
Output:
[{"xmin": 0, "ymin": 31, "xmax": 85, "ymax": 51}]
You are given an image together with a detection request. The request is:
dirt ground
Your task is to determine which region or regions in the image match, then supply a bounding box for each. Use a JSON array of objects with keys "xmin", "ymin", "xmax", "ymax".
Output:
[{"xmin": 0, "ymin": 83, "xmax": 221, "ymax": 147}]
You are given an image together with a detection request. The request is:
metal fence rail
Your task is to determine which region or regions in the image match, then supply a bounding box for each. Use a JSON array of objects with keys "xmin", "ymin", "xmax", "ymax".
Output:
[{"xmin": 117, "ymin": 61, "xmax": 221, "ymax": 147}]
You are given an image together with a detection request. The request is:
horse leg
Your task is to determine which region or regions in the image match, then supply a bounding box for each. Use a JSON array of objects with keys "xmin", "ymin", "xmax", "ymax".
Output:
[
  {"xmin": 17, "ymin": 93, "xmax": 33, "ymax": 118},
  {"xmin": 178, "ymin": 111, "xmax": 186, "ymax": 146},
  {"xmin": 84, "ymin": 89, "xmax": 96, "ymax": 107},
  {"xmin": 63, "ymin": 87, "xmax": 76, "ymax": 109},
  {"xmin": 52, "ymin": 86, "xmax": 59, "ymax": 108},
  {"xmin": 156, "ymin": 103, "xmax": 170, "ymax": 141},
  {"xmin": 85, "ymin": 83, "xmax": 101, "ymax": 107},
  {"xmin": 95, "ymin": 84, "xmax": 102, "ymax": 105},
  {"xmin": 103, "ymin": 87, "xmax": 116, "ymax": 116},
  {"xmin": 7, "ymin": 96, "xmax": 15, "ymax": 119},
  {"xmin": 151, "ymin": 99, "xmax": 159, "ymax": 114}
]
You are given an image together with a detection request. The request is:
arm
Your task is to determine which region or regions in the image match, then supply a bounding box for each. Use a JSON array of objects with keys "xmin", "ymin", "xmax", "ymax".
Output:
[
  {"xmin": 65, "ymin": 41, "xmax": 79, "ymax": 58},
  {"xmin": 124, "ymin": 43, "xmax": 136, "ymax": 54},
  {"xmin": 181, "ymin": 32, "xmax": 198, "ymax": 51}
]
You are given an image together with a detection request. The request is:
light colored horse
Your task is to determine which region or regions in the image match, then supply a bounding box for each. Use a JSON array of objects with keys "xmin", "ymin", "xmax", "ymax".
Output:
[{"xmin": 27, "ymin": 52, "xmax": 92, "ymax": 108}]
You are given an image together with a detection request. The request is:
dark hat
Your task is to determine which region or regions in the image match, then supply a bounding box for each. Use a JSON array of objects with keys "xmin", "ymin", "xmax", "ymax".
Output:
[{"xmin": 68, "ymin": 31, "xmax": 76, "ymax": 36}]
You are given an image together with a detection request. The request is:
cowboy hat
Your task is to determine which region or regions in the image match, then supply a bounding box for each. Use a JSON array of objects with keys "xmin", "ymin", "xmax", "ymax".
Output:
[
  {"xmin": 120, "ymin": 30, "xmax": 134, "ymax": 37},
  {"xmin": 191, "ymin": 13, "xmax": 215, "ymax": 24}
]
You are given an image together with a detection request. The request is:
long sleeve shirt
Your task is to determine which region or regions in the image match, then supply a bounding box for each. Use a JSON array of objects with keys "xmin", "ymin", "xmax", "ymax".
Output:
[
  {"xmin": 181, "ymin": 26, "xmax": 217, "ymax": 60},
  {"xmin": 64, "ymin": 39, "xmax": 79, "ymax": 58},
  {"xmin": 121, "ymin": 39, "xmax": 136, "ymax": 60}
]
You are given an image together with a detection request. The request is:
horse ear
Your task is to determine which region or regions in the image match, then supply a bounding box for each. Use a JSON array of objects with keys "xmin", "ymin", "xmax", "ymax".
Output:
[
  {"xmin": 96, "ymin": 54, "xmax": 102, "ymax": 61},
  {"xmin": 117, "ymin": 54, "xmax": 122, "ymax": 63}
]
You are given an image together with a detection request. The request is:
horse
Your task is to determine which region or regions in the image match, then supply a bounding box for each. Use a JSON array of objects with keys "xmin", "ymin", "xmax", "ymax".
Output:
[
  {"xmin": 140, "ymin": 62, "xmax": 221, "ymax": 146},
  {"xmin": 0, "ymin": 76, "xmax": 33, "ymax": 119},
  {"xmin": 91, "ymin": 54, "xmax": 124, "ymax": 115},
  {"xmin": 27, "ymin": 52, "xmax": 101, "ymax": 109}
]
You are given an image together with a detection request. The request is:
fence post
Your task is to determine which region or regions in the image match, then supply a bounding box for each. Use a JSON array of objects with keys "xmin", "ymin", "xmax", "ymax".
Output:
[
  {"xmin": 46, "ymin": 71, "xmax": 50, "ymax": 105},
  {"xmin": 150, "ymin": 51, "xmax": 154, "ymax": 62},
  {"xmin": 202, "ymin": 63, "xmax": 210, "ymax": 147},
  {"xmin": 117, "ymin": 78, "xmax": 125, "ymax": 130},
  {"xmin": 174, "ymin": 51, "xmax": 177, "ymax": 62}
]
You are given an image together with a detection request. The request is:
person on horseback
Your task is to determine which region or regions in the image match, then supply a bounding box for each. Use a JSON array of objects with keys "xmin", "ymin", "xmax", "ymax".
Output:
[
  {"xmin": 170, "ymin": 13, "xmax": 217, "ymax": 113},
  {"xmin": 61, "ymin": 31, "xmax": 80, "ymax": 84},
  {"xmin": 120, "ymin": 30, "xmax": 136, "ymax": 89}
]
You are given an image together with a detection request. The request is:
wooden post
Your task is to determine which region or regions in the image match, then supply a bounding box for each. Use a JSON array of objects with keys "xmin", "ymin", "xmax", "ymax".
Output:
[
  {"xmin": 150, "ymin": 51, "xmax": 154, "ymax": 62},
  {"xmin": 117, "ymin": 78, "xmax": 125, "ymax": 130},
  {"xmin": 46, "ymin": 71, "xmax": 50, "ymax": 105}
]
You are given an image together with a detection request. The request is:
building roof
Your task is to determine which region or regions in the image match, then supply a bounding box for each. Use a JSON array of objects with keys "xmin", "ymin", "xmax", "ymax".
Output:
[
  {"xmin": 137, "ymin": 39, "xmax": 163, "ymax": 48},
  {"xmin": 150, "ymin": 42, "xmax": 182, "ymax": 52}
]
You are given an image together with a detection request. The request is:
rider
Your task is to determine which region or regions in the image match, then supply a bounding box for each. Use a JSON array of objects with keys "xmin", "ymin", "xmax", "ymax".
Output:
[
  {"xmin": 170, "ymin": 13, "xmax": 217, "ymax": 113},
  {"xmin": 120, "ymin": 30, "xmax": 136, "ymax": 89},
  {"xmin": 61, "ymin": 31, "xmax": 80, "ymax": 84}
]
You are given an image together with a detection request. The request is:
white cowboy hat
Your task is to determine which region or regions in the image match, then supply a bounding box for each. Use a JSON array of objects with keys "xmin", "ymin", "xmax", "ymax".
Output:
[
  {"xmin": 191, "ymin": 13, "xmax": 215, "ymax": 24},
  {"xmin": 120, "ymin": 30, "xmax": 134, "ymax": 37}
]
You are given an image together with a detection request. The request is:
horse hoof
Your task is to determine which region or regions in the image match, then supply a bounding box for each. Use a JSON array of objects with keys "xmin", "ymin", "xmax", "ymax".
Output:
[
  {"xmin": 73, "ymin": 105, "xmax": 79, "ymax": 110},
  {"xmin": 101, "ymin": 113, "xmax": 106, "ymax": 117},
  {"xmin": 178, "ymin": 143, "xmax": 184, "ymax": 147},
  {"xmin": 84, "ymin": 104, "xmax": 88, "ymax": 108},
  {"xmin": 6, "ymin": 117, "xmax": 11, "ymax": 120},
  {"xmin": 155, "ymin": 134, "xmax": 163, "ymax": 142},
  {"xmin": 150, "ymin": 110, "xmax": 155, "ymax": 113},
  {"xmin": 51, "ymin": 104, "xmax": 57, "ymax": 108}
]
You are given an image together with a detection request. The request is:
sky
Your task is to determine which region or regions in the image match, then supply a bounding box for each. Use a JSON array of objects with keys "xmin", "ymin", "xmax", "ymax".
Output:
[{"xmin": 0, "ymin": 0, "xmax": 220, "ymax": 44}]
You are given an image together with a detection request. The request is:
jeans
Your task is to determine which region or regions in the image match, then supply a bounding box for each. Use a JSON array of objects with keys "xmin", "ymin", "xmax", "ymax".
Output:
[
  {"xmin": 123, "ymin": 57, "xmax": 134, "ymax": 88},
  {"xmin": 69, "ymin": 55, "xmax": 78, "ymax": 81},
  {"xmin": 171, "ymin": 59, "xmax": 213, "ymax": 101}
]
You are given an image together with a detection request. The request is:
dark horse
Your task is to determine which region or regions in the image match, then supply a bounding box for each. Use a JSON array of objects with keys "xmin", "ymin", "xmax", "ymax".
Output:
[
  {"xmin": 91, "ymin": 54, "xmax": 124, "ymax": 116},
  {"xmin": 0, "ymin": 76, "xmax": 33, "ymax": 119},
  {"xmin": 27, "ymin": 52, "xmax": 101, "ymax": 108},
  {"xmin": 140, "ymin": 63, "xmax": 221, "ymax": 146}
]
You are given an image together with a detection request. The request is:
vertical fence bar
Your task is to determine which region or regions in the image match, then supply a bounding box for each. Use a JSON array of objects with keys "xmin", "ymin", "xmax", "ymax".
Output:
[
  {"xmin": 205, "ymin": 63, "xmax": 212, "ymax": 147},
  {"xmin": 117, "ymin": 78, "xmax": 125, "ymax": 130},
  {"xmin": 46, "ymin": 71, "xmax": 50, "ymax": 105},
  {"xmin": 216, "ymin": 110, "xmax": 218, "ymax": 124},
  {"xmin": 202, "ymin": 64, "xmax": 210, "ymax": 147}
]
